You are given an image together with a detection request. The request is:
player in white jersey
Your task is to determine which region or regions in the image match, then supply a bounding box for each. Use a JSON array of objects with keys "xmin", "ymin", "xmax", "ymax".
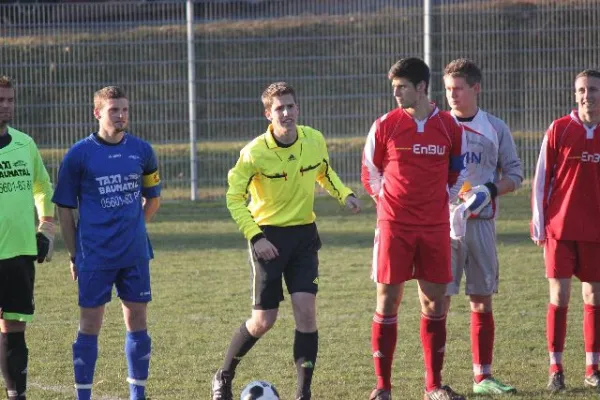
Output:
[{"xmin": 443, "ymin": 59, "xmax": 523, "ymax": 395}]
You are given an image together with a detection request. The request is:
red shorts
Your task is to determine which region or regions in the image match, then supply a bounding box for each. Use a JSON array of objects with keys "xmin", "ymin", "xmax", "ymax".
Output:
[
  {"xmin": 544, "ymin": 238, "xmax": 600, "ymax": 282},
  {"xmin": 372, "ymin": 221, "xmax": 451, "ymax": 284}
]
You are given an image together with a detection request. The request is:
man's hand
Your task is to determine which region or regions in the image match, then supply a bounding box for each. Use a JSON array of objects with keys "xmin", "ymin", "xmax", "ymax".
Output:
[
  {"xmin": 345, "ymin": 195, "xmax": 361, "ymax": 213},
  {"xmin": 70, "ymin": 259, "xmax": 78, "ymax": 281},
  {"xmin": 36, "ymin": 220, "xmax": 56, "ymax": 263},
  {"xmin": 461, "ymin": 184, "xmax": 492, "ymax": 216},
  {"xmin": 253, "ymin": 238, "xmax": 279, "ymax": 261},
  {"xmin": 533, "ymin": 239, "xmax": 545, "ymax": 247}
]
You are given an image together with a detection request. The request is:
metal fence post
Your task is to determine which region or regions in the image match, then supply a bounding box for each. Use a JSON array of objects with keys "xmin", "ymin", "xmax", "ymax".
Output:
[{"xmin": 187, "ymin": 0, "xmax": 198, "ymax": 201}]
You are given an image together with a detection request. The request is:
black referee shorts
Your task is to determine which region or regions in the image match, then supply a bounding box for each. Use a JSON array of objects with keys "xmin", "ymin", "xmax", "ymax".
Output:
[
  {"xmin": 0, "ymin": 255, "xmax": 36, "ymax": 322},
  {"xmin": 249, "ymin": 223, "xmax": 321, "ymax": 310}
]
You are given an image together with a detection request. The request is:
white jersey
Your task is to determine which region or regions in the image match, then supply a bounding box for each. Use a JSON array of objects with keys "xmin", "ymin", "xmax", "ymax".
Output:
[{"xmin": 452, "ymin": 109, "xmax": 523, "ymax": 219}]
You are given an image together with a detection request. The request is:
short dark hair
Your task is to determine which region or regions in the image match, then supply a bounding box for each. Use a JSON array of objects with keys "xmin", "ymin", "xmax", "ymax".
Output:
[
  {"xmin": 94, "ymin": 85, "xmax": 127, "ymax": 110},
  {"xmin": 444, "ymin": 58, "xmax": 482, "ymax": 86},
  {"xmin": 388, "ymin": 57, "xmax": 430, "ymax": 93},
  {"xmin": 261, "ymin": 81, "xmax": 296, "ymax": 110},
  {"xmin": 0, "ymin": 76, "xmax": 15, "ymax": 89},
  {"xmin": 575, "ymin": 69, "xmax": 600, "ymax": 82}
]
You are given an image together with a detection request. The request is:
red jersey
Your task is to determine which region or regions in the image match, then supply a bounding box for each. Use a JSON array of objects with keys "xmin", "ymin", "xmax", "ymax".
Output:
[
  {"xmin": 531, "ymin": 111, "xmax": 600, "ymax": 242},
  {"xmin": 361, "ymin": 106, "xmax": 466, "ymax": 229}
]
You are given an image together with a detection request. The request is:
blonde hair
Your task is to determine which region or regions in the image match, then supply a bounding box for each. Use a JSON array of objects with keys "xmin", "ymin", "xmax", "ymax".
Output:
[
  {"xmin": 444, "ymin": 58, "xmax": 482, "ymax": 86},
  {"xmin": 94, "ymin": 85, "xmax": 127, "ymax": 110},
  {"xmin": 0, "ymin": 76, "xmax": 14, "ymax": 89},
  {"xmin": 261, "ymin": 82, "xmax": 296, "ymax": 110}
]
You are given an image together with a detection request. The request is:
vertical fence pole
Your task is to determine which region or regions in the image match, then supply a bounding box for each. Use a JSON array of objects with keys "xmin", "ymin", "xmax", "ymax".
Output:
[
  {"xmin": 187, "ymin": 0, "xmax": 198, "ymax": 201},
  {"xmin": 423, "ymin": 0, "xmax": 432, "ymax": 100}
]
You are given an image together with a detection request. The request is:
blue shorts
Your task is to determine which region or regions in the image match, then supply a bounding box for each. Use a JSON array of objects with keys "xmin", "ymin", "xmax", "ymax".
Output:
[{"xmin": 77, "ymin": 262, "xmax": 152, "ymax": 308}]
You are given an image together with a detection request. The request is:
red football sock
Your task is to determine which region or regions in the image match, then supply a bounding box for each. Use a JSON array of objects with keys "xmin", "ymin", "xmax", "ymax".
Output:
[
  {"xmin": 584, "ymin": 304, "xmax": 600, "ymax": 376},
  {"xmin": 421, "ymin": 313, "xmax": 447, "ymax": 392},
  {"xmin": 471, "ymin": 311, "xmax": 494, "ymax": 383},
  {"xmin": 547, "ymin": 303, "xmax": 568, "ymax": 373},
  {"xmin": 372, "ymin": 312, "xmax": 397, "ymax": 390}
]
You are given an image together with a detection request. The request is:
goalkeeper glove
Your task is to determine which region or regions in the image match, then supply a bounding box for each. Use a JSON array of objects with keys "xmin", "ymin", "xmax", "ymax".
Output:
[
  {"xmin": 461, "ymin": 182, "xmax": 498, "ymax": 216},
  {"xmin": 36, "ymin": 220, "xmax": 56, "ymax": 263}
]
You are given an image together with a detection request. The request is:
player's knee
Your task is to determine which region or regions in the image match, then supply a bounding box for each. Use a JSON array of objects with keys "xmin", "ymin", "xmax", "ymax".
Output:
[
  {"xmin": 469, "ymin": 295, "xmax": 492, "ymax": 312},
  {"xmin": 549, "ymin": 279, "xmax": 571, "ymax": 306},
  {"xmin": 248, "ymin": 314, "xmax": 277, "ymax": 336},
  {"xmin": 294, "ymin": 310, "xmax": 317, "ymax": 332},
  {"xmin": 582, "ymin": 285, "xmax": 600, "ymax": 305}
]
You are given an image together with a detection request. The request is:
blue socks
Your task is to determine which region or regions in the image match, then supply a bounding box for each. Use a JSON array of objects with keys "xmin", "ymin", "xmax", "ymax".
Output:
[
  {"xmin": 72, "ymin": 330, "xmax": 151, "ymax": 400},
  {"xmin": 125, "ymin": 330, "xmax": 151, "ymax": 400},
  {"xmin": 72, "ymin": 332, "xmax": 98, "ymax": 400}
]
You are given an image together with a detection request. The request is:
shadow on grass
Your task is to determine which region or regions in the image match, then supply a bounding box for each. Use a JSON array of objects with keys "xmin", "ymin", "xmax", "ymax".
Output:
[
  {"xmin": 149, "ymin": 230, "xmax": 377, "ymax": 251},
  {"xmin": 496, "ymin": 231, "xmax": 531, "ymax": 245}
]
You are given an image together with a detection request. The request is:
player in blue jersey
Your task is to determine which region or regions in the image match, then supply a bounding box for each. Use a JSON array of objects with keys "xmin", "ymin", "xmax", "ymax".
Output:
[{"xmin": 53, "ymin": 86, "xmax": 161, "ymax": 400}]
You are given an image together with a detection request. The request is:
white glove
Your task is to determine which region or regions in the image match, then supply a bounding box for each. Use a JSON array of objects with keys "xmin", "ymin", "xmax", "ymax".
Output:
[
  {"xmin": 36, "ymin": 220, "xmax": 56, "ymax": 263},
  {"xmin": 461, "ymin": 184, "xmax": 492, "ymax": 216},
  {"xmin": 450, "ymin": 203, "xmax": 469, "ymax": 239}
]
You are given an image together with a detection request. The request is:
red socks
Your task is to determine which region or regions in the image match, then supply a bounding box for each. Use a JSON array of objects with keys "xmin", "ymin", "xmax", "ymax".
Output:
[
  {"xmin": 372, "ymin": 312, "xmax": 397, "ymax": 390},
  {"xmin": 471, "ymin": 311, "xmax": 494, "ymax": 383},
  {"xmin": 547, "ymin": 303, "xmax": 568, "ymax": 373},
  {"xmin": 584, "ymin": 304, "xmax": 600, "ymax": 376},
  {"xmin": 421, "ymin": 313, "xmax": 447, "ymax": 392}
]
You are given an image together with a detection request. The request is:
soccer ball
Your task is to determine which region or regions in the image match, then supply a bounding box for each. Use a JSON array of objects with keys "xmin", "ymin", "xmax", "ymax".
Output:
[{"xmin": 240, "ymin": 380, "xmax": 280, "ymax": 400}]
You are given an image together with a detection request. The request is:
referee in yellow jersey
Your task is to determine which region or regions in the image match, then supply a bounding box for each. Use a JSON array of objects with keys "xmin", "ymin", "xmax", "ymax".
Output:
[{"xmin": 212, "ymin": 82, "xmax": 361, "ymax": 400}]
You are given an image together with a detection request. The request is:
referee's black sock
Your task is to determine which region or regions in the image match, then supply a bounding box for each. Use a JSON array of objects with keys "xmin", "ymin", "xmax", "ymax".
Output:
[
  {"xmin": 222, "ymin": 322, "xmax": 259, "ymax": 376},
  {"xmin": 0, "ymin": 332, "xmax": 28, "ymax": 399},
  {"xmin": 294, "ymin": 330, "xmax": 318, "ymax": 399}
]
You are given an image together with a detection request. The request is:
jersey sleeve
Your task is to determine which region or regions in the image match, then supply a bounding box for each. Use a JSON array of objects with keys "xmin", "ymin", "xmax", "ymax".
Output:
[
  {"xmin": 531, "ymin": 123, "xmax": 556, "ymax": 241},
  {"xmin": 226, "ymin": 149, "xmax": 263, "ymax": 241},
  {"xmin": 141, "ymin": 143, "xmax": 161, "ymax": 198},
  {"xmin": 361, "ymin": 118, "xmax": 385, "ymax": 198},
  {"xmin": 29, "ymin": 140, "xmax": 55, "ymax": 218},
  {"xmin": 315, "ymin": 132, "xmax": 354, "ymax": 204},
  {"xmin": 52, "ymin": 146, "xmax": 81, "ymax": 209},
  {"xmin": 492, "ymin": 116, "xmax": 523, "ymax": 189},
  {"xmin": 447, "ymin": 121, "xmax": 467, "ymax": 202}
]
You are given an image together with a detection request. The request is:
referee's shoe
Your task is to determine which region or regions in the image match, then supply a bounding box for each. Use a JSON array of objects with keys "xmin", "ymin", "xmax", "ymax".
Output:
[{"xmin": 212, "ymin": 369, "xmax": 233, "ymax": 400}]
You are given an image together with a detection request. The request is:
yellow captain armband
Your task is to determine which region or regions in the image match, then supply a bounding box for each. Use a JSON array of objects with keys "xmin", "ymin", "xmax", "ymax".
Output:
[{"xmin": 142, "ymin": 170, "xmax": 161, "ymax": 188}]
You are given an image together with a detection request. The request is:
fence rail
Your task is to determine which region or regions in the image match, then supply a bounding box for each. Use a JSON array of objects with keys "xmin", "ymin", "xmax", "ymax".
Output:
[{"xmin": 2, "ymin": 0, "xmax": 598, "ymax": 199}]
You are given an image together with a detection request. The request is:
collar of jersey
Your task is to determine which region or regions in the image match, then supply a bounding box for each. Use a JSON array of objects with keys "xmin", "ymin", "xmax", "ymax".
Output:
[
  {"xmin": 91, "ymin": 131, "xmax": 128, "ymax": 146},
  {"xmin": 264, "ymin": 124, "xmax": 305, "ymax": 149}
]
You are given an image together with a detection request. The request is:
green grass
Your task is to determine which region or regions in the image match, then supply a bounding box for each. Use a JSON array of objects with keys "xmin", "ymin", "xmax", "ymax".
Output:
[{"xmin": 25, "ymin": 190, "xmax": 598, "ymax": 399}]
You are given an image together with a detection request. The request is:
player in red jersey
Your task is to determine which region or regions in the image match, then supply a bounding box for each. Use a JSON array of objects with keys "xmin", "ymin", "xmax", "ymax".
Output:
[
  {"xmin": 532, "ymin": 69, "xmax": 600, "ymax": 393},
  {"xmin": 362, "ymin": 57, "xmax": 466, "ymax": 400}
]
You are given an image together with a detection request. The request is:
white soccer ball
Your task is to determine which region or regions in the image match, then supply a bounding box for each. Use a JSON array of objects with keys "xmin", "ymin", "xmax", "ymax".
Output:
[{"xmin": 240, "ymin": 380, "xmax": 280, "ymax": 400}]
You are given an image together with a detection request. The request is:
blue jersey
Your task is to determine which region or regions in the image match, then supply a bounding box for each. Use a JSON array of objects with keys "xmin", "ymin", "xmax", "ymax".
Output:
[{"xmin": 52, "ymin": 133, "xmax": 161, "ymax": 270}]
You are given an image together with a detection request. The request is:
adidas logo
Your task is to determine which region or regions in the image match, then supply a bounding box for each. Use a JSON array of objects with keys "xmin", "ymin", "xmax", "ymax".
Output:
[
  {"xmin": 313, "ymin": 277, "xmax": 319, "ymax": 285},
  {"xmin": 301, "ymin": 361, "xmax": 314, "ymax": 369},
  {"xmin": 373, "ymin": 351, "xmax": 385, "ymax": 358},
  {"xmin": 288, "ymin": 154, "xmax": 296, "ymax": 161},
  {"xmin": 73, "ymin": 358, "xmax": 85, "ymax": 366},
  {"xmin": 139, "ymin": 352, "xmax": 151, "ymax": 361}
]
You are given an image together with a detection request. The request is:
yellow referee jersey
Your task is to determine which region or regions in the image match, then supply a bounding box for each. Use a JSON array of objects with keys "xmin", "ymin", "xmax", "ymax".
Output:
[{"xmin": 226, "ymin": 125, "xmax": 354, "ymax": 241}]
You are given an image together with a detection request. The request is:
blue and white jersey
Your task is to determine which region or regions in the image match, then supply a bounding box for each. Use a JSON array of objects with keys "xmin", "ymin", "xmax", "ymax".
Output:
[
  {"xmin": 453, "ymin": 109, "xmax": 522, "ymax": 219},
  {"xmin": 52, "ymin": 132, "xmax": 161, "ymax": 270}
]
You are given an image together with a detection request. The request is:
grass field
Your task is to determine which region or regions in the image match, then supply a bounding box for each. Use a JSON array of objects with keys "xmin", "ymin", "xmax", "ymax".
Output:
[{"xmin": 23, "ymin": 190, "xmax": 598, "ymax": 399}]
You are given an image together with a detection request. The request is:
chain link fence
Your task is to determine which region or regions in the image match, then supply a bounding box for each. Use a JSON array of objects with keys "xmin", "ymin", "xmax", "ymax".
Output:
[{"xmin": 2, "ymin": 0, "xmax": 598, "ymax": 200}]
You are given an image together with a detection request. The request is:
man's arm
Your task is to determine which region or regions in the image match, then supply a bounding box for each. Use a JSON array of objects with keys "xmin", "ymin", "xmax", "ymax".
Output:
[
  {"xmin": 361, "ymin": 119, "xmax": 385, "ymax": 203},
  {"xmin": 143, "ymin": 196, "xmax": 160, "ymax": 222},
  {"xmin": 448, "ymin": 123, "xmax": 467, "ymax": 203},
  {"xmin": 30, "ymin": 140, "xmax": 56, "ymax": 262},
  {"xmin": 226, "ymin": 150, "xmax": 279, "ymax": 260},
  {"xmin": 493, "ymin": 116, "xmax": 523, "ymax": 196},
  {"xmin": 225, "ymin": 150, "xmax": 263, "ymax": 241},
  {"xmin": 315, "ymin": 133, "xmax": 355, "ymax": 207},
  {"xmin": 57, "ymin": 206, "xmax": 77, "ymax": 258},
  {"xmin": 531, "ymin": 124, "xmax": 556, "ymax": 245}
]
